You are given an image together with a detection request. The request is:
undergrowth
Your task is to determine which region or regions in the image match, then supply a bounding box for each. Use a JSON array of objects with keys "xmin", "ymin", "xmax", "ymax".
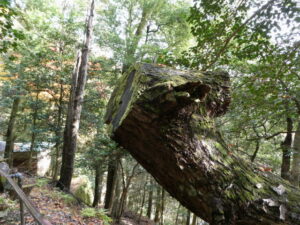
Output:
[{"xmin": 81, "ymin": 207, "xmax": 112, "ymax": 225}]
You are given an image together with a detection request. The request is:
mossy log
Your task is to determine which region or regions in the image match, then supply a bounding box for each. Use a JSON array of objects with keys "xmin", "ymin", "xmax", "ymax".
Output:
[{"xmin": 105, "ymin": 63, "xmax": 300, "ymax": 225}]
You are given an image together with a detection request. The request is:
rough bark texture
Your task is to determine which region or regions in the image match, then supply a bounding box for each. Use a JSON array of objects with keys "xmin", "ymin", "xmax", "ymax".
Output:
[
  {"xmin": 58, "ymin": 0, "xmax": 94, "ymax": 190},
  {"xmin": 291, "ymin": 120, "xmax": 300, "ymax": 186},
  {"xmin": 104, "ymin": 156, "xmax": 118, "ymax": 210},
  {"xmin": 105, "ymin": 63, "xmax": 300, "ymax": 225},
  {"xmin": 147, "ymin": 179, "xmax": 153, "ymax": 219},
  {"xmin": 281, "ymin": 118, "xmax": 293, "ymax": 180},
  {"xmin": 92, "ymin": 165, "xmax": 103, "ymax": 207},
  {"xmin": 4, "ymin": 97, "xmax": 20, "ymax": 167}
]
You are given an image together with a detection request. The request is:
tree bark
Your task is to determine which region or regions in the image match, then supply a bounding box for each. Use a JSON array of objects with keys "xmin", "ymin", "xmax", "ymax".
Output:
[
  {"xmin": 291, "ymin": 120, "xmax": 300, "ymax": 186},
  {"xmin": 191, "ymin": 213, "xmax": 197, "ymax": 225},
  {"xmin": 114, "ymin": 162, "xmax": 139, "ymax": 222},
  {"xmin": 146, "ymin": 178, "xmax": 153, "ymax": 219},
  {"xmin": 175, "ymin": 203, "xmax": 181, "ymax": 225},
  {"xmin": 92, "ymin": 165, "xmax": 103, "ymax": 207},
  {"xmin": 122, "ymin": 1, "xmax": 162, "ymax": 73},
  {"xmin": 111, "ymin": 171, "xmax": 121, "ymax": 217},
  {"xmin": 281, "ymin": 117, "xmax": 293, "ymax": 180},
  {"xmin": 52, "ymin": 81, "xmax": 64, "ymax": 181},
  {"xmin": 104, "ymin": 155, "xmax": 119, "ymax": 210},
  {"xmin": 138, "ymin": 179, "xmax": 147, "ymax": 222},
  {"xmin": 28, "ymin": 92, "xmax": 39, "ymax": 171},
  {"xmin": 4, "ymin": 97, "xmax": 20, "ymax": 167},
  {"xmin": 58, "ymin": 0, "xmax": 94, "ymax": 191},
  {"xmin": 250, "ymin": 140, "xmax": 259, "ymax": 162},
  {"xmin": 154, "ymin": 186, "xmax": 161, "ymax": 224},
  {"xmin": 160, "ymin": 188, "xmax": 165, "ymax": 225},
  {"xmin": 186, "ymin": 210, "xmax": 191, "ymax": 225},
  {"xmin": 105, "ymin": 63, "xmax": 300, "ymax": 225}
]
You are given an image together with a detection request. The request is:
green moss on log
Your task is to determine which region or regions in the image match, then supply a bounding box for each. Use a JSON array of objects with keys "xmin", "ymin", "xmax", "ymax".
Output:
[{"xmin": 105, "ymin": 63, "xmax": 230, "ymax": 134}]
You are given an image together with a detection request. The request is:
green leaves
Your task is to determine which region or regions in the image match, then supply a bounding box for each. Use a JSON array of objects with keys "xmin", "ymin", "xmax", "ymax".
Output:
[
  {"xmin": 0, "ymin": 2, "xmax": 23, "ymax": 52},
  {"xmin": 184, "ymin": 0, "xmax": 300, "ymax": 70}
]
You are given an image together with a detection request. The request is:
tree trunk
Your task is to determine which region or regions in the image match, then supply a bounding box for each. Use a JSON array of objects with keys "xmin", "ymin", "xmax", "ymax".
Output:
[
  {"xmin": 154, "ymin": 186, "xmax": 161, "ymax": 224},
  {"xmin": 105, "ymin": 63, "xmax": 300, "ymax": 225},
  {"xmin": 138, "ymin": 179, "xmax": 147, "ymax": 222},
  {"xmin": 146, "ymin": 178, "xmax": 153, "ymax": 219},
  {"xmin": 186, "ymin": 210, "xmax": 191, "ymax": 225},
  {"xmin": 52, "ymin": 82, "xmax": 64, "ymax": 180},
  {"xmin": 114, "ymin": 162, "xmax": 139, "ymax": 222},
  {"xmin": 160, "ymin": 188, "xmax": 165, "ymax": 225},
  {"xmin": 93, "ymin": 165, "xmax": 103, "ymax": 207},
  {"xmin": 111, "ymin": 171, "xmax": 121, "ymax": 217},
  {"xmin": 58, "ymin": 0, "xmax": 94, "ymax": 191},
  {"xmin": 191, "ymin": 213, "xmax": 197, "ymax": 225},
  {"xmin": 122, "ymin": 1, "xmax": 162, "ymax": 73},
  {"xmin": 28, "ymin": 92, "xmax": 39, "ymax": 171},
  {"xmin": 281, "ymin": 117, "xmax": 293, "ymax": 180},
  {"xmin": 291, "ymin": 120, "xmax": 300, "ymax": 186},
  {"xmin": 175, "ymin": 203, "xmax": 181, "ymax": 225},
  {"xmin": 104, "ymin": 155, "xmax": 119, "ymax": 210},
  {"xmin": 4, "ymin": 97, "xmax": 20, "ymax": 167},
  {"xmin": 250, "ymin": 140, "xmax": 259, "ymax": 162}
]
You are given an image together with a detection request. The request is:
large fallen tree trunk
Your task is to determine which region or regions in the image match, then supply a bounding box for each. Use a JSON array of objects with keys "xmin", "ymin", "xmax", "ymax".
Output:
[{"xmin": 105, "ymin": 63, "xmax": 300, "ymax": 225}]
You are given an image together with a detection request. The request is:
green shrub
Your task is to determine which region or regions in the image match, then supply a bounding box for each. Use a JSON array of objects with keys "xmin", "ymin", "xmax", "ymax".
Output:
[
  {"xmin": 36, "ymin": 178, "xmax": 49, "ymax": 187},
  {"xmin": 81, "ymin": 207, "xmax": 112, "ymax": 225},
  {"xmin": 60, "ymin": 192, "xmax": 77, "ymax": 205},
  {"xmin": 51, "ymin": 189, "xmax": 77, "ymax": 206},
  {"xmin": 81, "ymin": 207, "xmax": 97, "ymax": 217}
]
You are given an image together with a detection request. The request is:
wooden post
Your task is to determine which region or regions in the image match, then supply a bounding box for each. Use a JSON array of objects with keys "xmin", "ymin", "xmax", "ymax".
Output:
[
  {"xmin": 0, "ymin": 163, "xmax": 52, "ymax": 225},
  {"xmin": 17, "ymin": 176, "xmax": 25, "ymax": 225}
]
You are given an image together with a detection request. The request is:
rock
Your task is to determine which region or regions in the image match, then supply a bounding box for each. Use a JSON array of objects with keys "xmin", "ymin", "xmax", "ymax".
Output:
[{"xmin": 71, "ymin": 176, "xmax": 94, "ymax": 206}]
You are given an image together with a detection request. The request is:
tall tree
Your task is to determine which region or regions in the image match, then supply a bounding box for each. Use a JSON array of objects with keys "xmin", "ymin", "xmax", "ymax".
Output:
[
  {"xmin": 146, "ymin": 177, "xmax": 153, "ymax": 219},
  {"xmin": 4, "ymin": 97, "xmax": 20, "ymax": 166},
  {"xmin": 281, "ymin": 117, "xmax": 293, "ymax": 180},
  {"xmin": 104, "ymin": 154, "xmax": 119, "ymax": 211},
  {"xmin": 96, "ymin": 0, "xmax": 191, "ymax": 72},
  {"xmin": 291, "ymin": 121, "xmax": 300, "ymax": 185},
  {"xmin": 58, "ymin": 0, "xmax": 95, "ymax": 190}
]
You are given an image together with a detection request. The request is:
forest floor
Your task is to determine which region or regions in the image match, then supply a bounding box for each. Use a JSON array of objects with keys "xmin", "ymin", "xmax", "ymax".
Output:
[
  {"xmin": 0, "ymin": 176, "xmax": 155, "ymax": 225},
  {"xmin": 0, "ymin": 176, "xmax": 106, "ymax": 225}
]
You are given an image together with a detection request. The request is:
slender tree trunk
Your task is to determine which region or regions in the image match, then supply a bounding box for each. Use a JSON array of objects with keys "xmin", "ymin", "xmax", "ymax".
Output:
[
  {"xmin": 104, "ymin": 156, "xmax": 119, "ymax": 210},
  {"xmin": 291, "ymin": 120, "xmax": 300, "ymax": 186},
  {"xmin": 115, "ymin": 162, "xmax": 139, "ymax": 222},
  {"xmin": 52, "ymin": 82, "xmax": 64, "ymax": 180},
  {"xmin": 105, "ymin": 63, "xmax": 300, "ymax": 224},
  {"xmin": 111, "ymin": 172, "xmax": 121, "ymax": 217},
  {"xmin": 186, "ymin": 210, "xmax": 191, "ymax": 225},
  {"xmin": 4, "ymin": 97, "xmax": 20, "ymax": 167},
  {"xmin": 250, "ymin": 140, "xmax": 260, "ymax": 162},
  {"xmin": 115, "ymin": 187, "xmax": 127, "ymax": 222},
  {"xmin": 93, "ymin": 165, "xmax": 103, "ymax": 207},
  {"xmin": 175, "ymin": 203, "xmax": 181, "ymax": 225},
  {"xmin": 191, "ymin": 213, "xmax": 197, "ymax": 225},
  {"xmin": 154, "ymin": 186, "xmax": 161, "ymax": 224},
  {"xmin": 122, "ymin": 1, "xmax": 161, "ymax": 73},
  {"xmin": 58, "ymin": 0, "xmax": 94, "ymax": 191},
  {"xmin": 146, "ymin": 178, "xmax": 153, "ymax": 219},
  {"xmin": 281, "ymin": 117, "xmax": 293, "ymax": 180},
  {"xmin": 28, "ymin": 92, "xmax": 39, "ymax": 171},
  {"xmin": 160, "ymin": 189, "xmax": 165, "ymax": 225},
  {"xmin": 138, "ymin": 179, "xmax": 147, "ymax": 222}
]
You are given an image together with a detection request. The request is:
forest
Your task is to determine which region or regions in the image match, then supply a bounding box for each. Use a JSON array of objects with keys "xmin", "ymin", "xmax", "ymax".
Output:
[{"xmin": 0, "ymin": 0, "xmax": 299, "ymax": 224}]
